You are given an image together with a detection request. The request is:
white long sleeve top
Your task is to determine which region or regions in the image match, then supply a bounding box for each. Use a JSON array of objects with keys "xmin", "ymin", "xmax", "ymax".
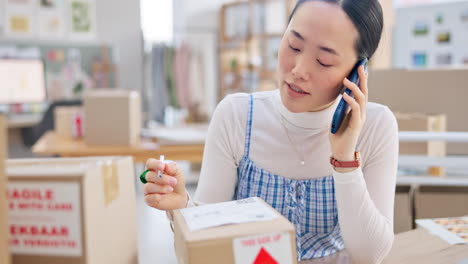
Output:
[{"xmin": 190, "ymin": 89, "xmax": 398, "ymax": 264}]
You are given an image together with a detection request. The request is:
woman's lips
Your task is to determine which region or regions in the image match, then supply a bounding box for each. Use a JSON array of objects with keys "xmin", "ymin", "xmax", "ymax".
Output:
[{"xmin": 286, "ymin": 82, "xmax": 309, "ymax": 98}]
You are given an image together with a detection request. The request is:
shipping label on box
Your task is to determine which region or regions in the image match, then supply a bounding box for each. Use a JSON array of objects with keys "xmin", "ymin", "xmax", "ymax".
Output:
[
  {"xmin": 7, "ymin": 182, "xmax": 82, "ymax": 256},
  {"xmin": 233, "ymin": 232, "xmax": 293, "ymax": 264},
  {"xmin": 180, "ymin": 197, "xmax": 279, "ymax": 231}
]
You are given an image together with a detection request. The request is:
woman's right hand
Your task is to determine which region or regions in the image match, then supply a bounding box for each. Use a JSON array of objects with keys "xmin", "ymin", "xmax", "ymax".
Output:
[{"xmin": 142, "ymin": 158, "xmax": 188, "ymax": 211}]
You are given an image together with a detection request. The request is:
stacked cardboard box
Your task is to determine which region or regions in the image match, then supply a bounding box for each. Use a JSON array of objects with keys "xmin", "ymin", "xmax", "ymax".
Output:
[
  {"xmin": 0, "ymin": 115, "xmax": 11, "ymax": 264},
  {"xmin": 395, "ymin": 112, "xmax": 446, "ymax": 176},
  {"xmin": 6, "ymin": 156, "xmax": 137, "ymax": 264},
  {"xmin": 84, "ymin": 90, "xmax": 141, "ymax": 146},
  {"xmin": 368, "ymin": 68, "xmax": 468, "ymax": 155},
  {"xmin": 173, "ymin": 197, "xmax": 297, "ymax": 264},
  {"xmin": 415, "ymin": 186, "xmax": 468, "ymax": 219},
  {"xmin": 395, "ymin": 112, "xmax": 446, "ymax": 156},
  {"xmin": 394, "ymin": 185, "xmax": 413, "ymax": 234}
]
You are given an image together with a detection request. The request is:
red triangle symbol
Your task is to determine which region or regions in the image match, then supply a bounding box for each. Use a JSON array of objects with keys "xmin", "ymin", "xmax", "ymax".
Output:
[{"xmin": 253, "ymin": 247, "xmax": 279, "ymax": 264}]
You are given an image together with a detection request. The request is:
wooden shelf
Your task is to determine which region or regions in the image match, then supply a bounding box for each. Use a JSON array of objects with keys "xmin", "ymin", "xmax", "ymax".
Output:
[{"xmin": 218, "ymin": 0, "xmax": 292, "ymax": 101}]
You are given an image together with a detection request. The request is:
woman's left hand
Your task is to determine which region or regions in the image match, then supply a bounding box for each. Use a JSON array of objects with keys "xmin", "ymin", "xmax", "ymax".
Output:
[{"xmin": 329, "ymin": 65, "xmax": 368, "ymax": 166}]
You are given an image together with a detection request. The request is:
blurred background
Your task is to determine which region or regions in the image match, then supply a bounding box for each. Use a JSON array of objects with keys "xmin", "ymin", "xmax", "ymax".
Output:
[{"xmin": 1, "ymin": 0, "xmax": 468, "ymax": 263}]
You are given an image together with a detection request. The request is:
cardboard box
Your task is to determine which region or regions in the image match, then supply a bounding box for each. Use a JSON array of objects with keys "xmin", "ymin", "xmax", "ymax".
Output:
[
  {"xmin": 54, "ymin": 106, "xmax": 84, "ymax": 139},
  {"xmin": 395, "ymin": 112, "xmax": 446, "ymax": 157},
  {"xmin": 415, "ymin": 186, "xmax": 468, "ymax": 219},
  {"xmin": 6, "ymin": 156, "xmax": 138, "ymax": 264},
  {"xmin": 395, "ymin": 112, "xmax": 446, "ymax": 176},
  {"xmin": 368, "ymin": 68, "xmax": 468, "ymax": 155},
  {"xmin": 394, "ymin": 185, "xmax": 414, "ymax": 234},
  {"xmin": 84, "ymin": 90, "xmax": 141, "ymax": 146},
  {"xmin": 173, "ymin": 197, "xmax": 297, "ymax": 264},
  {"xmin": 0, "ymin": 115, "xmax": 11, "ymax": 264}
]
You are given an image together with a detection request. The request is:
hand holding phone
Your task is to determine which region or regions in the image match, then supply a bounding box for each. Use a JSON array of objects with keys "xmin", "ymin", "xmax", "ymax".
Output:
[{"xmin": 330, "ymin": 58, "xmax": 368, "ymax": 134}]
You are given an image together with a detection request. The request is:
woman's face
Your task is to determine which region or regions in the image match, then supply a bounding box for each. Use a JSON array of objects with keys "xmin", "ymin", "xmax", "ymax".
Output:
[{"xmin": 277, "ymin": 1, "xmax": 360, "ymax": 113}]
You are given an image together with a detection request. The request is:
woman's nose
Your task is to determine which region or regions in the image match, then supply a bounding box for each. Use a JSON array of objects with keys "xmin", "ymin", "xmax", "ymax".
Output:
[{"xmin": 291, "ymin": 57, "xmax": 311, "ymax": 81}]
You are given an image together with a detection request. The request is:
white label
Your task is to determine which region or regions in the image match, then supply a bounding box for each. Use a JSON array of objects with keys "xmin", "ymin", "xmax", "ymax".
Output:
[
  {"xmin": 180, "ymin": 197, "xmax": 278, "ymax": 231},
  {"xmin": 7, "ymin": 182, "xmax": 82, "ymax": 256},
  {"xmin": 233, "ymin": 232, "xmax": 293, "ymax": 264}
]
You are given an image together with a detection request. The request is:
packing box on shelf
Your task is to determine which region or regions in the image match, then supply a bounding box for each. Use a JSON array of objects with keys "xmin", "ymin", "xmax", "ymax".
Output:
[
  {"xmin": 368, "ymin": 68, "xmax": 467, "ymax": 155},
  {"xmin": 395, "ymin": 112, "xmax": 446, "ymax": 157},
  {"xmin": 84, "ymin": 90, "xmax": 141, "ymax": 146},
  {"xmin": 173, "ymin": 197, "xmax": 297, "ymax": 264},
  {"xmin": 6, "ymin": 156, "xmax": 137, "ymax": 264},
  {"xmin": 415, "ymin": 185, "xmax": 468, "ymax": 220},
  {"xmin": 395, "ymin": 112, "xmax": 446, "ymax": 176},
  {"xmin": 394, "ymin": 185, "xmax": 413, "ymax": 234}
]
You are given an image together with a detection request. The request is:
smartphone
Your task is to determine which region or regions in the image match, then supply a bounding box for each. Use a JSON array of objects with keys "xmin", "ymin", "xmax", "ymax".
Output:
[{"xmin": 330, "ymin": 58, "xmax": 368, "ymax": 134}]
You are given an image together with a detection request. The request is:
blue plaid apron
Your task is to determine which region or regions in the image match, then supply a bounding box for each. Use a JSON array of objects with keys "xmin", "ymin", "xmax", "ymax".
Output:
[{"xmin": 234, "ymin": 94, "xmax": 345, "ymax": 261}]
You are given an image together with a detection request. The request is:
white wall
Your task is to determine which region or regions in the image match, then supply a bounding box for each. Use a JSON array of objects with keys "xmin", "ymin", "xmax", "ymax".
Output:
[
  {"xmin": 0, "ymin": 0, "xmax": 144, "ymax": 93},
  {"xmin": 96, "ymin": 0, "xmax": 143, "ymax": 92}
]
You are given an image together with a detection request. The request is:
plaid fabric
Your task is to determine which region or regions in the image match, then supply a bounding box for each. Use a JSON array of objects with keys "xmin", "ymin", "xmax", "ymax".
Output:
[{"xmin": 234, "ymin": 94, "xmax": 345, "ymax": 261}]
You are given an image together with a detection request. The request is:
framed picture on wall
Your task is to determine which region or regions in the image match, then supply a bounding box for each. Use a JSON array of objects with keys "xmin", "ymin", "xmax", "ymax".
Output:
[
  {"xmin": 38, "ymin": 0, "xmax": 66, "ymax": 39},
  {"xmin": 435, "ymin": 53, "xmax": 452, "ymax": 66},
  {"xmin": 412, "ymin": 52, "xmax": 427, "ymax": 68},
  {"xmin": 413, "ymin": 21, "xmax": 429, "ymax": 36},
  {"xmin": 5, "ymin": 12, "xmax": 35, "ymax": 37},
  {"xmin": 68, "ymin": 0, "xmax": 96, "ymax": 41},
  {"xmin": 4, "ymin": 0, "xmax": 36, "ymax": 38},
  {"xmin": 436, "ymin": 31, "xmax": 451, "ymax": 44}
]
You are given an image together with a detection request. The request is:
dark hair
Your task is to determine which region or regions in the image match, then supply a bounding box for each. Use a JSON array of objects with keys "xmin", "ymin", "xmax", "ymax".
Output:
[{"xmin": 288, "ymin": 0, "xmax": 384, "ymax": 60}]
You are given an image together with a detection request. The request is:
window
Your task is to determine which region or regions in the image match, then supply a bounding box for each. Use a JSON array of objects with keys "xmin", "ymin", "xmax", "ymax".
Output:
[{"xmin": 140, "ymin": 0, "xmax": 173, "ymax": 43}]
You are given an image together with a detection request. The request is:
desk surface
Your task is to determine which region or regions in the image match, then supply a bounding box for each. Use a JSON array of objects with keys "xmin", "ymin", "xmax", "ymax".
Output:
[
  {"xmin": 383, "ymin": 228, "xmax": 468, "ymax": 264},
  {"xmin": 298, "ymin": 228, "xmax": 468, "ymax": 264},
  {"xmin": 32, "ymin": 131, "xmax": 205, "ymax": 163}
]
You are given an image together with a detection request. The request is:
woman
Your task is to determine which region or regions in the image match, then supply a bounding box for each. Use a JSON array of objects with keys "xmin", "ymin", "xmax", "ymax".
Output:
[{"xmin": 142, "ymin": 0, "xmax": 398, "ymax": 263}]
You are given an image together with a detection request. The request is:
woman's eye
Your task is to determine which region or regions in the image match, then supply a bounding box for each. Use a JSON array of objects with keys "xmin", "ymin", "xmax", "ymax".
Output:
[
  {"xmin": 317, "ymin": 60, "xmax": 332, "ymax": 67},
  {"xmin": 288, "ymin": 44, "xmax": 300, "ymax": 52}
]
